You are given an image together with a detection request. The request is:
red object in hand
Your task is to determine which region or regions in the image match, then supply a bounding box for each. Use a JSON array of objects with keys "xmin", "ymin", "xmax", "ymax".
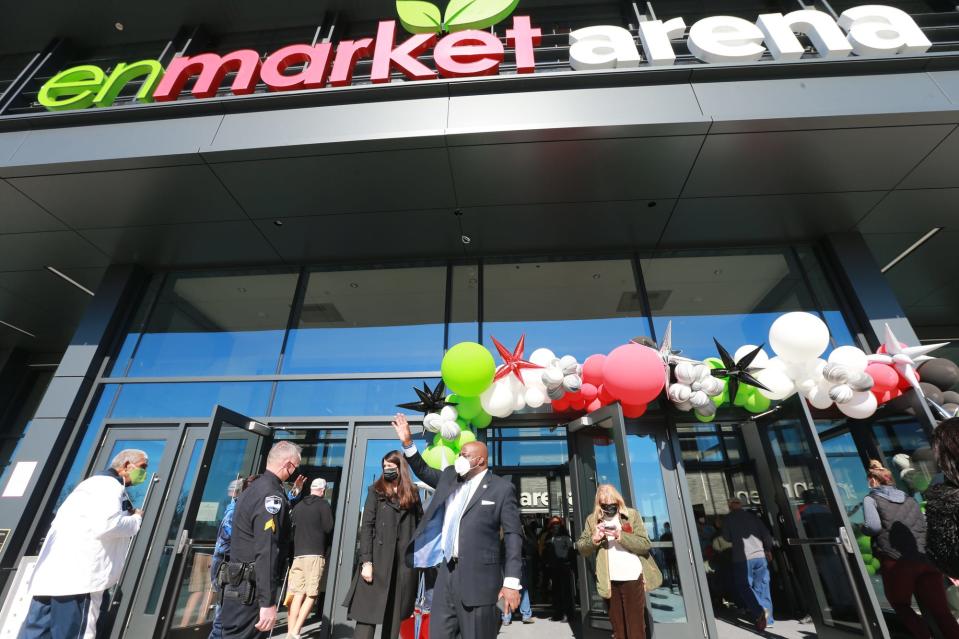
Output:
[
  {"xmin": 622, "ymin": 523, "xmax": 633, "ymax": 533},
  {"xmin": 399, "ymin": 613, "xmax": 430, "ymax": 639}
]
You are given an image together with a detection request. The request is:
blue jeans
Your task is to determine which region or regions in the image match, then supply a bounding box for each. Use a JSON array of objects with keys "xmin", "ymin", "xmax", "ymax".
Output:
[
  {"xmin": 502, "ymin": 586, "xmax": 532, "ymax": 623},
  {"xmin": 208, "ymin": 603, "xmax": 223, "ymax": 639},
  {"xmin": 19, "ymin": 591, "xmax": 109, "ymax": 639},
  {"xmin": 746, "ymin": 558, "xmax": 772, "ymax": 622}
]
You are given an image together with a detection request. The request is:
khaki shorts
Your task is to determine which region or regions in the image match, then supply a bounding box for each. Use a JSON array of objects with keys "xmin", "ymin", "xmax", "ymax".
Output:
[{"xmin": 288, "ymin": 555, "xmax": 326, "ymax": 597}]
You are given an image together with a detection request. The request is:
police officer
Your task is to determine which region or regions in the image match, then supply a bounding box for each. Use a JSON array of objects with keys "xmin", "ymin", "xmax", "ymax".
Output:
[{"xmin": 222, "ymin": 441, "xmax": 303, "ymax": 639}]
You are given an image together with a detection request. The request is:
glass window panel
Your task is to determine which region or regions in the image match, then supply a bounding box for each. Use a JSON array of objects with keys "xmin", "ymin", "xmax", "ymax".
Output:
[
  {"xmin": 483, "ymin": 259, "xmax": 646, "ymax": 362},
  {"xmin": 794, "ymin": 246, "xmax": 857, "ymax": 349},
  {"xmin": 103, "ymin": 438, "xmax": 168, "ymax": 509},
  {"xmin": 642, "ymin": 250, "xmax": 832, "ymax": 361},
  {"xmin": 449, "ymin": 264, "xmax": 479, "ymax": 346},
  {"xmin": 125, "ymin": 270, "xmax": 297, "ymax": 376},
  {"xmin": 627, "ymin": 429, "xmax": 687, "ymax": 623},
  {"xmin": 271, "ymin": 379, "xmax": 440, "ymax": 417},
  {"xmin": 111, "ymin": 383, "xmax": 272, "ymax": 419},
  {"xmin": 54, "ymin": 385, "xmax": 120, "ymax": 510},
  {"xmin": 274, "ymin": 429, "xmax": 348, "ymax": 468},
  {"xmin": 110, "ymin": 276, "xmax": 163, "ymax": 376},
  {"xmin": 283, "ymin": 266, "xmax": 446, "ymax": 373}
]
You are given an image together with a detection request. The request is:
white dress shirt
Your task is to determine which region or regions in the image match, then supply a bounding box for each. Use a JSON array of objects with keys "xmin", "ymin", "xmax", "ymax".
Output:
[
  {"xmin": 404, "ymin": 444, "xmax": 521, "ymax": 590},
  {"xmin": 602, "ymin": 515, "xmax": 643, "ymax": 582}
]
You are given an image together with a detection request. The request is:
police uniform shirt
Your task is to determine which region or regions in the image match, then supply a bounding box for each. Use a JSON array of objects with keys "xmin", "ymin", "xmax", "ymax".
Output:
[{"xmin": 229, "ymin": 470, "xmax": 290, "ymax": 607}]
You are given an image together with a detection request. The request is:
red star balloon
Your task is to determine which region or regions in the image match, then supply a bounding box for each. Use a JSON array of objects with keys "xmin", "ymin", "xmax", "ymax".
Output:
[{"xmin": 491, "ymin": 334, "xmax": 542, "ymax": 383}]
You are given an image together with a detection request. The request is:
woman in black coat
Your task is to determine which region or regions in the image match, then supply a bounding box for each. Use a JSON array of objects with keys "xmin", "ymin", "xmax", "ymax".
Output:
[{"xmin": 344, "ymin": 450, "xmax": 423, "ymax": 639}]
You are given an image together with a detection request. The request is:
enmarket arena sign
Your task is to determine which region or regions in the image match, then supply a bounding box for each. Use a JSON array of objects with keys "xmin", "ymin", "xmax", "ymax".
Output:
[{"xmin": 37, "ymin": 3, "xmax": 931, "ymax": 111}]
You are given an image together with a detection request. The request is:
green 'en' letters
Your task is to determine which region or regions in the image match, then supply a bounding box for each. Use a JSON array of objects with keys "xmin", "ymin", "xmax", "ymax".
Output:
[
  {"xmin": 93, "ymin": 59, "xmax": 165, "ymax": 108},
  {"xmin": 38, "ymin": 65, "xmax": 106, "ymax": 111}
]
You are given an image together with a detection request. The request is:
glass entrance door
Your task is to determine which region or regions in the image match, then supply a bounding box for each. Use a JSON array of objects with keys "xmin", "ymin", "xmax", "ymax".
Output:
[
  {"xmin": 90, "ymin": 406, "xmax": 272, "ymax": 639},
  {"xmin": 567, "ymin": 403, "xmax": 708, "ymax": 639},
  {"xmin": 751, "ymin": 399, "xmax": 888, "ymax": 639}
]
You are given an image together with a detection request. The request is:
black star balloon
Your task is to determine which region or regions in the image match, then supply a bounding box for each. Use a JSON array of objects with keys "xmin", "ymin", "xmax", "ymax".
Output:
[
  {"xmin": 397, "ymin": 380, "xmax": 454, "ymax": 415},
  {"xmin": 709, "ymin": 339, "xmax": 771, "ymax": 404}
]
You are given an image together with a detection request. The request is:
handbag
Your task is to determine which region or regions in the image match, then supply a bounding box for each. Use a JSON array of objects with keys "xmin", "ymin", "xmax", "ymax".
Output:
[
  {"xmin": 399, "ymin": 573, "xmax": 430, "ymax": 639},
  {"xmin": 640, "ymin": 553, "xmax": 663, "ymax": 593}
]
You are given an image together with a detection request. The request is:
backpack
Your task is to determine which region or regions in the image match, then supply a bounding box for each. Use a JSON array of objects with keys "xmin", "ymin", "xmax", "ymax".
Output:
[{"xmin": 551, "ymin": 534, "xmax": 573, "ymax": 562}]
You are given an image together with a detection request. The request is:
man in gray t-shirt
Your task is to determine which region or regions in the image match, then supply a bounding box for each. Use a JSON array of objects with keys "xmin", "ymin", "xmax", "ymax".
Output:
[{"xmin": 722, "ymin": 499, "xmax": 774, "ymax": 630}]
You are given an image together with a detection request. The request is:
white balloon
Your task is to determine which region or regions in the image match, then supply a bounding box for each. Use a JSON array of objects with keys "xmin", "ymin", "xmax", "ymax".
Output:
[
  {"xmin": 676, "ymin": 400, "xmax": 693, "ymax": 412},
  {"xmin": 696, "ymin": 402, "xmax": 717, "ymax": 417},
  {"xmin": 702, "ymin": 376, "xmax": 725, "ymax": 396},
  {"xmin": 669, "ymin": 383, "xmax": 692, "ymax": 403},
  {"xmin": 559, "ymin": 355, "xmax": 579, "ymax": 374},
  {"xmin": 675, "ymin": 362, "xmax": 697, "ymax": 385},
  {"xmin": 521, "ymin": 367, "xmax": 546, "ymax": 391},
  {"xmin": 755, "ymin": 368, "xmax": 795, "ymax": 400},
  {"xmin": 543, "ymin": 368, "xmax": 564, "ymax": 386},
  {"xmin": 438, "ymin": 446, "xmax": 455, "ymax": 469},
  {"xmin": 440, "ymin": 405, "xmax": 458, "ymax": 421},
  {"xmin": 806, "ymin": 384, "xmax": 834, "ymax": 410},
  {"xmin": 734, "ymin": 345, "xmax": 769, "ymax": 368},
  {"xmin": 563, "ymin": 374, "xmax": 582, "ymax": 393},
  {"xmin": 529, "ymin": 348, "xmax": 556, "ymax": 368},
  {"xmin": 689, "ymin": 390, "xmax": 711, "ymax": 408},
  {"xmin": 423, "ymin": 413, "xmax": 441, "ymax": 433},
  {"xmin": 526, "ymin": 387, "xmax": 547, "ymax": 408},
  {"xmin": 838, "ymin": 391, "xmax": 878, "ymax": 419},
  {"xmin": 440, "ymin": 419, "xmax": 461, "ymax": 440},
  {"xmin": 481, "ymin": 380, "xmax": 515, "ymax": 418},
  {"xmin": 513, "ymin": 392, "xmax": 527, "ymax": 411},
  {"xmin": 769, "ymin": 312, "xmax": 830, "ymax": 362},
  {"xmin": 828, "ymin": 345, "xmax": 868, "ymax": 371},
  {"xmin": 830, "ymin": 384, "xmax": 854, "ymax": 404}
]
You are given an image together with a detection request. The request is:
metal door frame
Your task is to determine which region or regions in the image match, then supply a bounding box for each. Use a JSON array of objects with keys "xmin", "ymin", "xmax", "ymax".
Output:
[
  {"xmin": 752, "ymin": 398, "xmax": 889, "ymax": 639},
  {"xmin": 566, "ymin": 403, "xmax": 711, "ymax": 639}
]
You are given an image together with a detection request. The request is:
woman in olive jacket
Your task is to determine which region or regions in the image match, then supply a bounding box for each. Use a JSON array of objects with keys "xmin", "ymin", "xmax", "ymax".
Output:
[
  {"xmin": 344, "ymin": 451, "xmax": 423, "ymax": 639},
  {"xmin": 576, "ymin": 484, "xmax": 661, "ymax": 639}
]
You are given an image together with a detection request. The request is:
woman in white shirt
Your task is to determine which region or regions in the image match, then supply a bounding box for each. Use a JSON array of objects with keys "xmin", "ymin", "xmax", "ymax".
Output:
[{"xmin": 576, "ymin": 484, "xmax": 661, "ymax": 639}]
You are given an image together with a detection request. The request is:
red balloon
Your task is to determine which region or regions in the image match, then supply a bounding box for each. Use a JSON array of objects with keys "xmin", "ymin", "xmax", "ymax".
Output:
[
  {"xmin": 582, "ymin": 354, "xmax": 607, "ymax": 386},
  {"xmin": 602, "ymin": 344, "xmax": 666, "ymax": 405},
  {"xmin": 898, "ymin": 370, "xmax": 917, "ymax": 391},
  {"xmin": 552, "ymin": 396, "xmax": 570, "ymax": 411},
  {"xmin": 598, "ymin": 384, "xmax": 615, "ymax": 404},
  {"xmin": 572, "ymin": 398, "xmax": 587, "ymax": 410},
  {"xmin": 587, "ymin": 398, "xmax": 602, "ymax": 412},
  {"xmin": 622, "ymin": 402, "xmax": 648, "ymax": 418},
  {"xmin": 877, "ymin": 342, "xmax": 907, "ymax": 355},
  {"xmin": 581, "ymin": 383, "xmax": 598, "ymax": 402},
  {"xmin": 866, "ymin": 362, "xmax": 898, "ymax": 391}
]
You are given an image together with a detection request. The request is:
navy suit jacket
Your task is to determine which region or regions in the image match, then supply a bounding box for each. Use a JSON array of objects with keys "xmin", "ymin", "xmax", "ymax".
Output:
[{"xmin": 404, "ymin": 450, "xmax": 523, "ymax": 607}]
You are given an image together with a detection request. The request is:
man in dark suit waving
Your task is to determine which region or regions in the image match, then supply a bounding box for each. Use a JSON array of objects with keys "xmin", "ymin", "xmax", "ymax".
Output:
[{"xmin": 391, "ymin": 413, "xmax": 522, "ymax": 639}]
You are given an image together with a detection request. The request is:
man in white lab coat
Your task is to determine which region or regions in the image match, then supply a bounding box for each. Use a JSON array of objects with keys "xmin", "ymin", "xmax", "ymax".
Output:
[{"xmin": 18, "ymin": 449, "xmax": 148, "ymax": 639}]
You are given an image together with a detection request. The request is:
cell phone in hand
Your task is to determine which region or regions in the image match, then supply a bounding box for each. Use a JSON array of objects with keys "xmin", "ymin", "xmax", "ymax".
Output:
[{"xmin": 496, "ymin": 596, "xmax": 507, "ymax": 614}]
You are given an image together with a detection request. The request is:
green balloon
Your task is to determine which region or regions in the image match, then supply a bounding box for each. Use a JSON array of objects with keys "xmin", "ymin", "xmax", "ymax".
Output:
[
  {"xmin": 861, "ymin": 553, "xmax": 874, "ymax": 564},
  {"xmin": 452, "ymin": 395, "xmax": 483, "ymax": 420},
  {"xmin": 441, "ymin": 342, "xmax": 495, "ymax": 397},
  {"xmin": 422, "ymin": 444, "xmax": 456, "ymax": 470},
  {"xmin": 744, "ymin": 389, "xmax": 771, "ymax": 413},
  {"xmin": 471, "ymin": 410, "xmax": 492, "ymax": 429},
  {"xmin": 866, "ymin": 564, "xmax": 876, "ymax": 576},
  {"xmin": 455, "ymin": 429, "xmax": 477, "ymax": 449},
  {"xmin": 871, "ymin": 557, "xmax": 881, "ymax": 570},
  {"xmin": 696, "ymin": 410, "xmax": 717, "ymax": 423},
  {"xmin": 858, "ymin": 536, "xmax": 871, "ymax": 553},
  {"xmin": 733, "ymin": 386, "xmax": 750, "ymax": 407}
]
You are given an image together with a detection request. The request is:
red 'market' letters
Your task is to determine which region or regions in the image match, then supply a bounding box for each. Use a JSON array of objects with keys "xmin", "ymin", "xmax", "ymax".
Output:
[
  {"xmin": 371, "ymin": 21, "xmax": 438, "ymax": 83},
  {"xmin": 507, "ymin": 16, "xmax": 542, "ymax": 74},
  {"xmin": 434, "ymin": 30, "xmax": 505, "ymax": 78},
  {"xmin": 260, "ymin": 44, "xmax": 333, "ymax": 91}
]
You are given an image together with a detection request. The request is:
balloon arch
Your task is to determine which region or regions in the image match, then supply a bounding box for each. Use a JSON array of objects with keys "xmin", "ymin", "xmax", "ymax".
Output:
[{"xmin": 398, "ymin": 312, "xmax": 959, "ymax": 470}]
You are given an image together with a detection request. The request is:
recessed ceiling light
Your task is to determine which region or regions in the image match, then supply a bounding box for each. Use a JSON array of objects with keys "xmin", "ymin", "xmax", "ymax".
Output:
[
  {"xmin": 881, "ymin": 227, "xmax": 943, "ymax": 273},
  {"xmin": 592, "ymin": 273, "xmax": 601, "ymax": 279},
  {"xmin": 114, "ymin": 22, "xmax": 124, "ymax": 31},
  {"xmin": 349, "ymin": 282, "xmax": 359, "ymax": 289},
  {"xmin": 0, "ymin": 320, "xmax": 35, "ymax": 338},
  {"xmin": 46, "ymin": 266, "xmax": 95, "ymax": 296},
  {"xmin": 274, "ymin": 220, "xmax": 283, "ymax": 227}
]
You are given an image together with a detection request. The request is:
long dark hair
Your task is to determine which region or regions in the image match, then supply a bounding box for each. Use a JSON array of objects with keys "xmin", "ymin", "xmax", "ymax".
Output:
[
  {"xmin": 372, "ymin": 450, "xmax": 420, "ymax": 511},
  {"xmin": 933, "ymin": 418, "xmax": 959, "ymax": 485}
]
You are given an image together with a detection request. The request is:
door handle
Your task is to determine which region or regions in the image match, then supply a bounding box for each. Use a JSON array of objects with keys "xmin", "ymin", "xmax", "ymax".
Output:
[{"xmin": 176, "ymin": 529, "xmax": 191, "ymax": 555}]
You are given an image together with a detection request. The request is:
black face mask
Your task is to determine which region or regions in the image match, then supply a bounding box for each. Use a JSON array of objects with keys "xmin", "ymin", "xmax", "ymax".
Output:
[
  {"xmin": 383, "ymin": 469, "xmax": 399, "ymax": 482},
  {"xmin": 601, "ymin": 504, "xmax": 618, "ymax": 517}
]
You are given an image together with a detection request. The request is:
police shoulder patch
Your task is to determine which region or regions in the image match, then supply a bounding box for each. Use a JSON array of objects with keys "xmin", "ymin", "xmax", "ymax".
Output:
[{"xmin": 264, "ymin": 495, "xmax": 282, "ymax": 515}]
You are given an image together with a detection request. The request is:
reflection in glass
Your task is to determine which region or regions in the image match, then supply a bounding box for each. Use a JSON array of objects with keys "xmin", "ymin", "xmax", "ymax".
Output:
[
  {"xmin": 111, "ymin": 382, "xmax": 272, "ymax": 419},
  {"xmin": 449, "ymin": 264, "xmax": 479, "ymax": 347},
  {"xmin": 643, "ymin": 250, "xmax": 847, "ymax": 361},
  {"xmin": 124, "ymin": 270, "xmax": 298, "ymax": 376},
  {"xmin": 54, "ymin": 385, "xmax": 119, "ymax": 510},
  {"xmin": 283, "ymin": 266, "xmax": 446, "ymax": 373},
  {"xmin": 271, "ymin": 379, "xmax": 440, "ymax": 417},
  {"xmin": 488, "ymin": 426, "xmax": 569, "ymax": 467},
  {"xmin": 483, "ymin": 259, "xmax": 646, "ymax": 361},
  {"xmin": 766, "ymin": 419, "xmax": 862, "ymax": 628},
  {"xmin": 627, "ymin": 429, "xmax": 687, "ymax": 623}
]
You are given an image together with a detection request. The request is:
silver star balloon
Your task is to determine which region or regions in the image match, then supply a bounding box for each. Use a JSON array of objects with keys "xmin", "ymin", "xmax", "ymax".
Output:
[
  {"xmin": 867, "ymin": 324, "xmax": 948, "ymax": 397},
  {"xmin": 651, "ymin": 321, "xmax": 704, "ymax": 390}
]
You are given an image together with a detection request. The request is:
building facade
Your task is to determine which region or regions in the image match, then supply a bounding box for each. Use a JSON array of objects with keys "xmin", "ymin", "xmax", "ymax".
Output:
[{"xmin": 0, "ymin": 0, "xmax": 954, "ymax": 636}]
